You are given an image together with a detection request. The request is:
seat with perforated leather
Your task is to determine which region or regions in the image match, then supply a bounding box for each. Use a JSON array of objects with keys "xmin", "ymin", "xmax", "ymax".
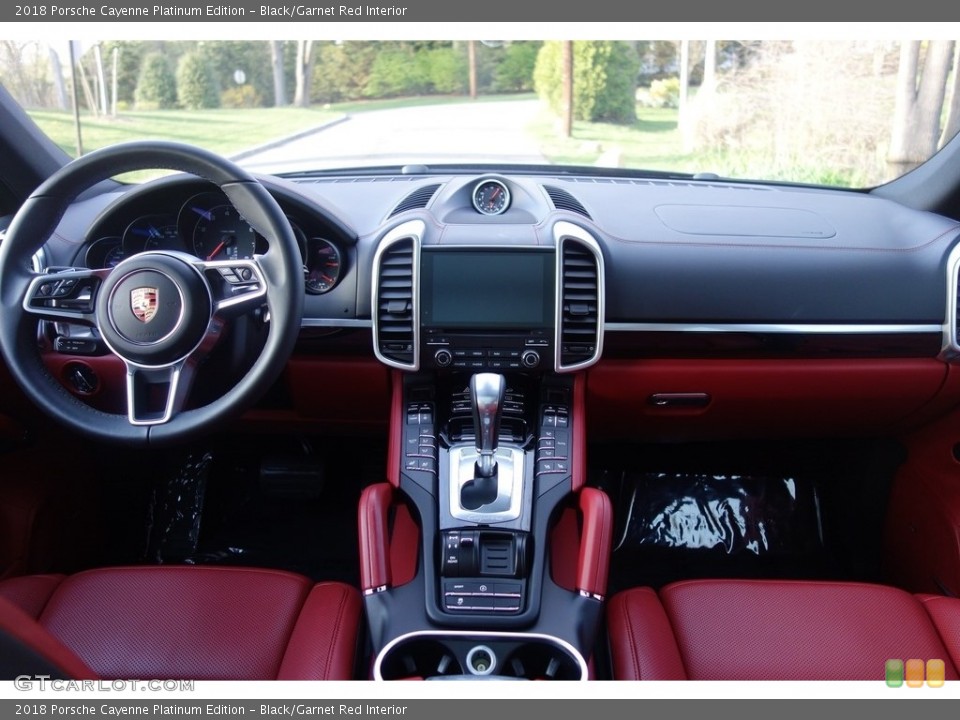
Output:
[
  {"xmin": 607, "ymin": 579, "xmax": 960, "ymax": 680},
  {"xmin": 0, "ymin": 566, "xmax": 362, "ymax": 680}
]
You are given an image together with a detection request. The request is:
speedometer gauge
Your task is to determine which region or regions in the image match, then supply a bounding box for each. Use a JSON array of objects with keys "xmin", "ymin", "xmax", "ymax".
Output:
[{"xmin": 472, "ymin": 179, "xmax": 511, "ymax": 216}]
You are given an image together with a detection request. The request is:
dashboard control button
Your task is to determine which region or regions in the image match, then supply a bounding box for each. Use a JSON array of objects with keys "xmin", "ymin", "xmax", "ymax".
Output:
[
  {"xmin": 494, "ymin": 597, "xmax": 521, "ymax": 611},
  {"xmin": 434, "ymin": 349, "xmax": 453, "ymax": 367},
  {"xmin": 521, "ymin": 350, "xmax": 540, "ymax": 368},
  {"xmin": 495, "ymin": 582, "xmax": 522, "ymax": 596}
]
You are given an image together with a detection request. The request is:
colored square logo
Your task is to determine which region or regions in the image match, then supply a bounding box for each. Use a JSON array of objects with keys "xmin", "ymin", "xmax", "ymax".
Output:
[{"xmin": 885, "ymin": 659, "xmax": 904, "ymax": 687}]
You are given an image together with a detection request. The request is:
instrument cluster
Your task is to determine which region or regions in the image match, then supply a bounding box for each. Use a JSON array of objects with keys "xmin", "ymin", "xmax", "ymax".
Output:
[{"xmin": 83, "ymin": 189, "xmax": 343, "ymax": 295}]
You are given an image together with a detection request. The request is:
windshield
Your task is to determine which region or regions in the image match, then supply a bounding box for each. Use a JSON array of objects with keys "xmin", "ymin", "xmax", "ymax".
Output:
[{"xmin": 3, "ymin": 37, "xmax": 960, "ymax": 187}]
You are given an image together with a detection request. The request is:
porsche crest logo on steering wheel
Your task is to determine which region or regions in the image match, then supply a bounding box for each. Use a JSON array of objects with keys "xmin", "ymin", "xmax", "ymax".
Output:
[{"xmin": 130, "ymin": 287, "xmax": 159, "ymax": 323}]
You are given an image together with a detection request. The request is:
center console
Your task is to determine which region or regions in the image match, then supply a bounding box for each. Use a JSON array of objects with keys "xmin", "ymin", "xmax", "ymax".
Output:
[{"xmin": 364, "ymin": 219, "xmax": 609, "ymax": 680}]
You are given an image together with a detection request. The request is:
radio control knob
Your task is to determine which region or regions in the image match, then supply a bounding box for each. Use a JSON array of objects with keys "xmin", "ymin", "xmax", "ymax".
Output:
[
  {"xmin": 434, "ymin": 349, "xmax": 453, "ymax": 367},
  {"xmin": 521, "ymin": 350, "xmax": 540, "ymax": 369}
]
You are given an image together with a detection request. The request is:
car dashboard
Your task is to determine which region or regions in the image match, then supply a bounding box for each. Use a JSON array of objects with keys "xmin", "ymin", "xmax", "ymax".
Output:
[
  {"xmin": 10, "ymin": 160, "xmax": 960, "ymax": 681},
  {"xmin": 34, "ymin": 165, "xmax": 960, "ymax": 440}
]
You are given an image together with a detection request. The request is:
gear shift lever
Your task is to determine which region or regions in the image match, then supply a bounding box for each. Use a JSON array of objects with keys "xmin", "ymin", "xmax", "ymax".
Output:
[
  {"xmin": 470, "ymin": 373, "xmax": 505, "ymax": 478},
  {"xmin": 456, "ymin": 372, "xmax": 521, "ymax": 516}
]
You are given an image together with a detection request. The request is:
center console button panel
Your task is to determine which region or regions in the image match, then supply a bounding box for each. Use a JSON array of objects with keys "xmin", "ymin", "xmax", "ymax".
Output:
[
  {"xmin": 443, "ymin": 579, "xmax": 524, "ymax": 614},
  {"xmin": 423, "ymin": 329, "xmax": 553, "ymax": 372},
  {"xmin": 379, "ymin": 372, "xmax": 594, "ymax": 641}
]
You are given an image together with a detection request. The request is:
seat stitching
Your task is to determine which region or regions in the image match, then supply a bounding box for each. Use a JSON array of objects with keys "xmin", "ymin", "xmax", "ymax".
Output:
[
  {"xmin": 321, "ymin": 586, "xmax": 348, "ymax": 681},
  {"xmin": 619, "ymin": 595, "xmax": 642, "ymax": 680},
  {"xmin": 274, "ymin": 583, "xmax": 312, "ymax": 678},
  {"xmin": 916, "ymin": 595, "xmax": 960, "ymax": 676},
  {"xmin": 32, "ymin": 576, "xmax": 66, "ymax": 622}
]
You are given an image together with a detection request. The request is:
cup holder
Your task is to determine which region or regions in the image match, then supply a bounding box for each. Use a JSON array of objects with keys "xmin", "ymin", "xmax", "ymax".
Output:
[
  {"xmin": 374, "ymin": 631, "xmax": 588, "ymax": 681},
  {"xmin": 376, "ymin": 638, "xmax": 464, "ymax": 680}
]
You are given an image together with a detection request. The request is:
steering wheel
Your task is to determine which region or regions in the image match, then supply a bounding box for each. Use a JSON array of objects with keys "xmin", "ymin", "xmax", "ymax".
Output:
[{"xmin": 0, "ymin": 141, "xmax": 304, "ymax": 446}]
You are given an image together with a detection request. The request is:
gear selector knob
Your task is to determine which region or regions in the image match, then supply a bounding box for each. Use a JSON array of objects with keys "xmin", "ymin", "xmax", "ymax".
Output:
[{"xmin": 470, "ymin": 373, "xmax": 505, "ymax": 478}]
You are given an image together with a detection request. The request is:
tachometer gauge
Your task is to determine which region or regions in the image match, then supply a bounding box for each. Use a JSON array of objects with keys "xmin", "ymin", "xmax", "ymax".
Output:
[
  {"xmin": 191, "ymin": 205, "xmax": 257, "ymax": 261},
  {"xmin": 304, "ymin": 238, "xmax": 342, "ymax": 294},
  {"xmin": 472, "ymin": 178, "xmax": 511, "ymax": 216}
]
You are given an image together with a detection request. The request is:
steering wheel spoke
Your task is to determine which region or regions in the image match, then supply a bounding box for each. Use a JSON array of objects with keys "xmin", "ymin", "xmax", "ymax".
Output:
[
  {"xmin": 23, "ymin": 268, "xmax": 109, "ymax": 326},
  {"xmin": 124, "ymin": 360, "xmax": 197, "ymax": 426},
  {"xmin": 197, "ymin": 258, "xmax": 268, "ymax": 319}
]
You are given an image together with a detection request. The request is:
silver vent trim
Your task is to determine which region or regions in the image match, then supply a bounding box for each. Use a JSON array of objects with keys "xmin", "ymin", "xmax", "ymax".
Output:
[
  {"xmin": 610, "ymin": 322, "xmax": 940, "ymax": 335},
  {"xmin": 371, "ymin": 220, "xmax": 422, "ymax": 371},
  {"xmin": 554, "ymin": 221, "xmax": 605, "ymax": 372},
  {"xmin": 940, "ymin": 240, "xmax": 960, "ymax": 361}
]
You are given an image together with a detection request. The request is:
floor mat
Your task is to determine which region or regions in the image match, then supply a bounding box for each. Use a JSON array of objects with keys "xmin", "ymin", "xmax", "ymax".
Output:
[
  {"xmin": 143, "ymin": 435, "xmax": 385, "ymax": 586},
  {"xmin": 607, "ymin": 470, "xmax": 827, "ymax": 592},
  {"xmin": 593, "ymin": 440, "xmax": 902, "ymax": 593}
]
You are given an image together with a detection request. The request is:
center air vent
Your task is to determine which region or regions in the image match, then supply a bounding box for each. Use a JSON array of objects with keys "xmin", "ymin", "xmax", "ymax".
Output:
[
  {"xmin": 373, "ymin": 225, "xmax": 422, "ymax": 370},
  {"xmin": 544, "ymin": 185, "xmax": 591, "ymax": 219},
  {"xmin": 388, "ymin": 184, "xmax": 442, "ymax": 218},
  {"xmin": 556, "ymin": 226, "xmax": 604, "ymax": 371}
]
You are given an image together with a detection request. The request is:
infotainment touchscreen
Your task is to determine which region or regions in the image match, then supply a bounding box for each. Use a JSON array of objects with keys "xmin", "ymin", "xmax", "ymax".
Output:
[{"xmin": 420, "ymin": 250, "xmax": 555, "ymax": 329}]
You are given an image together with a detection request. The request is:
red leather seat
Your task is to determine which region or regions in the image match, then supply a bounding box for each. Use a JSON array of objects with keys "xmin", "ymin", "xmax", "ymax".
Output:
[
  {"xmin": 0, "ymin": 566, "xmax": 362, "ymax": 680},
  {"xmin": 608, "ymin": 579, "xmax": 960, "ymax": 680}
]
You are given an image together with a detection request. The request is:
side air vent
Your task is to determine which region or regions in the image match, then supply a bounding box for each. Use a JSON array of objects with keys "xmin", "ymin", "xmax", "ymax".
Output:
[
  {"xmin": 388, "ymin": 183, "xmax": 442, "ymax": 218},
  {"xmin": 544, "ymin": 185, "xmax": 591, "ymax": 219},
  {"xmin": 555, "ymin": 224, "xmax": 605, "ymax": 372},
  {"xmin": 373, "ymin": 225, "xmax": 421, "ymax": 370}
]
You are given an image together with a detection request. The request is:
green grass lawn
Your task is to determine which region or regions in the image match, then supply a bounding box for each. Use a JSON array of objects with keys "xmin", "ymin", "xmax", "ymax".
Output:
[
  {"xmin": 29, "ymin": 107, "xmax": 341, "ymax": 159},
  {"xmin": 28, "ymin": 94, "xmax": 536, "ymax": 160},
  {"xmin": 27, "ymin": 95, "xmax": 864, "ymax": 187},
  {"xmin": 527, "ymin": 103, "xmax": 869, "ymax": 187},
  {"xmin": 528, "ymin": 105, "xmax": 710, "ymax": 175}
]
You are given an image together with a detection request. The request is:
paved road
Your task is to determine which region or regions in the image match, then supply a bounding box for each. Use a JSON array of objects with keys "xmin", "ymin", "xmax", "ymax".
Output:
[{"xmin": 238, "ymin": 99, "xmax": 547, "ymax": 173}]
